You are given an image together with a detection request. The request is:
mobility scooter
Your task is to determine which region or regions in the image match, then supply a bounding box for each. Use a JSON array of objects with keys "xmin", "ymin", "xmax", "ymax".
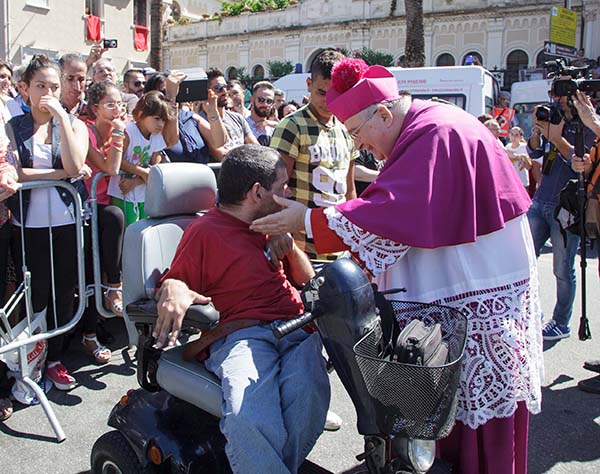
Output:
[{"xmin": 90, "ymin": 163, "xmax": 467, "ymax": 474}]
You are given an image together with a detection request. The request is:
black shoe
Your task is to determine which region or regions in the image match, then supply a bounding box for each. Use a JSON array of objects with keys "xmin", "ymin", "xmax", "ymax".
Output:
[
  {"xmin": 96, "ymin": 320, "xmax": 115, "ymax": 345},
  {"xmin": 578, "ymin": 375, "xmax": 600, "ymax": 394},
  {"xmin": 583, "ymin": 359, "xmax": 600, "ymax": 374}
]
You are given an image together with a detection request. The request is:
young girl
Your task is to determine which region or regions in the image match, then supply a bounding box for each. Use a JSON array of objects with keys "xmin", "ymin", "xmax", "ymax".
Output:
[
  {"xmin": 505, "ymin": 126, "xmax": 532, "ymax": 189},
  {"xmin": 82, "ymin": 81, "xmax": 128, "ymax": 356},
  {"xmin": 108, "ymin": 91, "xmax": 177, "ymax": 226},
  {"xmin": 5, "ymin": 55, "xmax": 89, "ymax": 390}
]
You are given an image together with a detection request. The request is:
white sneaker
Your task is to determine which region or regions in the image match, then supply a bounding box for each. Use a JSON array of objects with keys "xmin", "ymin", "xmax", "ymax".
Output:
[{"xmin": 324, "ymin": 410, "xmax": 342, "ymax": 431}]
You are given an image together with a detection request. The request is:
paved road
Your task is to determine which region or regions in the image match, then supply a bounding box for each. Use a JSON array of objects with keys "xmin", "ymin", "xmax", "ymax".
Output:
[{"xmin": 1, "ymin": 249, "xmax": 599, "ymax": 473}]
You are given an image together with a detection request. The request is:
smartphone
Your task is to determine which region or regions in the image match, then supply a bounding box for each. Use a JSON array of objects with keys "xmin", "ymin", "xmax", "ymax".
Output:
[
  {"xmin": 103, "ymin": 39, "xmax": 118, "ymax": 49},
  {"xmin": 176, "ymin": 78, "xmax": 208, "ymax": 103}
]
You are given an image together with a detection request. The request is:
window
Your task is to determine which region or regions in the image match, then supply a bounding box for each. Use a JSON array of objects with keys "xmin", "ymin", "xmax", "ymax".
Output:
[
  {"xmin": 536, "ymin": 50, "xmax": 548, "ymax": 68},
  {"xmin": 226, "ymin": 67, "xmax": 238, "ymax": 81},
  {"xmin": 86, "ymin": 0, "xmax": 103, "ymax": 17},
  {"xmin": 505, "ymin": 49, "xmax": 529, "ymax": 90},
  {"xmin": 25, "ymin": 0, "xmax": 49, "ymax": 9},
  {"xmin": 134, "ymin": 0, "xmax": 148, "ymax": 27},
  {"xmin": 435, "ymin": 53, "xmax": 455, "ymax": 67}
]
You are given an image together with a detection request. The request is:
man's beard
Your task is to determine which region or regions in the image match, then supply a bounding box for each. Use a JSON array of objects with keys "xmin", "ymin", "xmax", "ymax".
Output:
[
  {"xmin": 218, "ymin": 96, "xmax": 229, "ymax": 108},
  {"xmin": 254, "ymin": 106, "xmax": 272, "ymax": 118}
]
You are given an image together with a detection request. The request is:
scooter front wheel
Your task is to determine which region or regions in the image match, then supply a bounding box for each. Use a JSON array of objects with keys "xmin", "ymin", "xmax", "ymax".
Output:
[{"xmin": 91, "ymin": 430, "xmax": 151, "ymax": 474}]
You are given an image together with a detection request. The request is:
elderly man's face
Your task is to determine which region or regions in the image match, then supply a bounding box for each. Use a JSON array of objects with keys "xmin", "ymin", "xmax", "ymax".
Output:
[
  {"xmin": 93, "ymin": 59, "xmax": 117, "ymax": 84},
  {"xmin": 344, "ymin": 105, "xmax": 386, "ymax": 161}
]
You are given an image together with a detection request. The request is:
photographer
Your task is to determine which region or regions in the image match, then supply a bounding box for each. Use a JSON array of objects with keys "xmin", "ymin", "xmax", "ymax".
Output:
[
  {"xmin": 527, "ymin": 87, "xmax": 596, "ymax": 341},
  {"xmin": 569, "ymin": 90, "xmax": 600, "ymax": 394}
]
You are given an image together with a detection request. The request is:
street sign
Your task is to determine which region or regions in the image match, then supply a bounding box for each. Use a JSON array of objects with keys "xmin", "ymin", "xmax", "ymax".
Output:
[
  {"xmin": 543, "ymin": 41, "xmax": 577, "ymax": 59},
  {"xmin": 549, "ymin": 5, "xmax": 577, "ymax": 48}
]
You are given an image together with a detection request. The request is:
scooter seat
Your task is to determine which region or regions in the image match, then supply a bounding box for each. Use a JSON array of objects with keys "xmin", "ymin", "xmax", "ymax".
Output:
[{"xmin": 156, "ymin": 344, "xmax": 223, "ymax": 418}]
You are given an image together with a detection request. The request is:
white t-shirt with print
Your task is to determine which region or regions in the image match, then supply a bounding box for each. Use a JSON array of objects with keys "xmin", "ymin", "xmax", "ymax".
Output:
[{"xmin": 108, "ymin": 121, "xmax": 166, "ymax": 203}]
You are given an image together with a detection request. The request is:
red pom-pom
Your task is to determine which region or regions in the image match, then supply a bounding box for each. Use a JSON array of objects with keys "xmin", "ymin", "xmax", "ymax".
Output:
[{"xmin": 331, "ymin": 58, "xmax": 369, "ymax": 94}]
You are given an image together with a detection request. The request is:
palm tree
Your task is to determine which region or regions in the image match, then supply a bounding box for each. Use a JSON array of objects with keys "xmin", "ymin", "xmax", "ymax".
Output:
[
  {"xmin": 150, "ymin": 0, "xmax": 164, "ymax": 70},
  {"xmin": 404, "ymin": 0, "xmax": 425, "ymax": 67}
]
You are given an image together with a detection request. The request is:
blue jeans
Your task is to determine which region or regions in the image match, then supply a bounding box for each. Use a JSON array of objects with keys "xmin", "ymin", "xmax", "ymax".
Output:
[
  {"xmin": 528, "ymin": 200, "xmax": 579, "ymax": 327},
  {"xmin": 204, "ymin": 322, "xmax": 330, "ymax": 474}
]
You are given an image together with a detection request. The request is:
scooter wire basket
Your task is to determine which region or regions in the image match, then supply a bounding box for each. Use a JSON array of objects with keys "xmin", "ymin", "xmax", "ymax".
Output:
[{"xmin": 353, "ymin": 300, "xmax": 467, "ymax": 440}]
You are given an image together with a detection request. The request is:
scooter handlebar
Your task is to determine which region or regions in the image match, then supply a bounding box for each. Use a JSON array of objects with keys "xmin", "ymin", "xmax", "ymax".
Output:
[{"xmin": 273, "ymin": 309, "xmax": 320, "ymax": 339}]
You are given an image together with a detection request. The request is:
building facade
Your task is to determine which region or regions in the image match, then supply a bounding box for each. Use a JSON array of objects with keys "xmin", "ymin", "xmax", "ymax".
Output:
[
  {"xmin": 164, "ymin": 0, "xmax": 600, "ymax": 89},
  {"xmin": 0, "ymin": 0, "xmax": 155, "ymax": 73}
]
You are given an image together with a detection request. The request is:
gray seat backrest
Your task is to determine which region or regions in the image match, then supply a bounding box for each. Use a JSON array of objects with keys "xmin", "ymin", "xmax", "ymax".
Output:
[{"xmin": 122, "ymin": 163, "xmax": 217, "ymax": 346}]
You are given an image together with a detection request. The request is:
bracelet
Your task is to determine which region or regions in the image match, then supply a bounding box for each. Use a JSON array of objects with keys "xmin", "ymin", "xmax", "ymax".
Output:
[{"xmin": 208, "ymin": 115, "xmax": 220, "ymax": 122}]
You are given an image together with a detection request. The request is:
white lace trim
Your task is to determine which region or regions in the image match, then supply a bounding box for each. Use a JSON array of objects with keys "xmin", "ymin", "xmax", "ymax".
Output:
[
  {"xmin": 324, "ymin": 208, "xmax": 543, "ymax": 429},
  {"xmin": 436, "ymin": 272, "xmax": 543, "ymax": 429},
  {"xmin": 323, "ymin": 207, "xmax": 408, "ymax": 275}
]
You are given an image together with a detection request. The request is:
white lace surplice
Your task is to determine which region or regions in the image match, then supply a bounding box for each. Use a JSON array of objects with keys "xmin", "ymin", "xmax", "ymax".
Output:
[{"xmin": 324, "ymin": 207, "xmax": 543, "ymax": 430}]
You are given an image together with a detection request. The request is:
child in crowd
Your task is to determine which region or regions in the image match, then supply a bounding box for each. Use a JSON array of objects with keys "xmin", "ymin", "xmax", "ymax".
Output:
[
  {"xmin": 85, "ymin": 80, "xmax": 127, "ymax": 325},
  {"xmin": 505, "ymin": 126, "xmax": 532, "ymax": 189},
  {"xmin": 108, "ymin": 91, "xmax": 177, "ymax": 226}
]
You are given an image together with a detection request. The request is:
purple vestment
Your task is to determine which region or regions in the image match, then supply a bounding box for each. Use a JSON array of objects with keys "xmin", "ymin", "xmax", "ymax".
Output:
[{"xmin": 336, "ymin": 99, "xmax": 531, "ymax": 248}]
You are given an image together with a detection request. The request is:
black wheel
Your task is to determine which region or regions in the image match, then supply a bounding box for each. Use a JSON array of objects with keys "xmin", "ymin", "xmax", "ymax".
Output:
[{"xmin": 91, "ymin": 430, "xmax": 146, "ymax": 474}]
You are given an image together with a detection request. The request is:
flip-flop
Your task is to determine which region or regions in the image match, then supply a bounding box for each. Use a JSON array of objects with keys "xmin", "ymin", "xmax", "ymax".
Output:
[{"xmin": 0, "ymin": 397, "xmax": 13, "ymax": 422}]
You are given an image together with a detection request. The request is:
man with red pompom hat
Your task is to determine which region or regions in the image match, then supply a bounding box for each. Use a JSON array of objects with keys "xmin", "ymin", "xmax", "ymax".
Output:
[{"xmin": 252, "ymin": 58, "xmax": 543, "ymax": 473}]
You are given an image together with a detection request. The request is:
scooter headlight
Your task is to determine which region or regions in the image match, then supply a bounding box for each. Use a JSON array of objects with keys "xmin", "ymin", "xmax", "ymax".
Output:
[{"xmin": 407, "ymin": 439, "xmax": 435, "ymax": 473}]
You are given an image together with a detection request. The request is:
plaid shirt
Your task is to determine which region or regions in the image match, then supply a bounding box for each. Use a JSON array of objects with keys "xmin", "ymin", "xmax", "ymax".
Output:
[{"xmin": 271, "ymin": 104, "xmax": 358, "ymax": 259}]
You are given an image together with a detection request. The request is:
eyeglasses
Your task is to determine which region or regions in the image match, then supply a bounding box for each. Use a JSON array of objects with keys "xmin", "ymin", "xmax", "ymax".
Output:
[
  {"xmin": 349, "ymin": 110, "xmax": 377, "ymax": 140},
  {"xmin": 256, "ymin": 96, "xmax": 274, "ymax": 105},
  {"xmin": 101, "ymin": 101, "xmax": 126, "ymax": 110},
  {"xmin": 213, "ymin": 84, "xmax": 230, "ymax": 93},
  {"xmin": 132, "ymin": 80, "xmax": 145, "ymax": 87}
]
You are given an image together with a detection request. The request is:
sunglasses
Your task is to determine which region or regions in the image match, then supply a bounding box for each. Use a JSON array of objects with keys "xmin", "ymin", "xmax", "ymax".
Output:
[
  {"xmin": 213, "ymin": 84, "xmax": 230, "ymax": 93},
  {"xmin": 132, "ymin": 80, "xmax": 145, "ymax": 87},
  {"xmin": 256, "ymin": 96, "xmax": 274, "ymax": 105}
]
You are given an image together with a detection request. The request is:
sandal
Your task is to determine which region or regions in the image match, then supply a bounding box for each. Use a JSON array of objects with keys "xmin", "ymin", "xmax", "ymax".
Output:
[
  {"xmin": 103, "ymin": 285, "xmax": 123, "ymax": 317},
  {"xmin": 82, "ymin": 334, "xmax": 112, "ymax": 365},
  {"xmin": 0, "ymin": 397, "xmax": 13, "ymax": 422}
]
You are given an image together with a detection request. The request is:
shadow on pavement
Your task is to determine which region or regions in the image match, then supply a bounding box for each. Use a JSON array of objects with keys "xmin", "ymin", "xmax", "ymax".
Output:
[
  {"xmin": 0, "ymin": 421, "xmax": 60, "ymax": 443},
  {"xmin": 528, "ymin": 378, "xmax": 600, "ymax": 473}
]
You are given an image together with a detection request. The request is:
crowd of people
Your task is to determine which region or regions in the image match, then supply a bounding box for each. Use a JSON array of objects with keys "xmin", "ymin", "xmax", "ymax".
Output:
[{"xmin": 0, "ymin": 44, "xmax": 599, "ymax": 474}]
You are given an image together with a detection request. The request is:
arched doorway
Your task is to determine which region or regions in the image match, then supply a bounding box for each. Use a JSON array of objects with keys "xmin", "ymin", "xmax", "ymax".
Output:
[
  {"xmin": 462, "ymin": 51, "xmax": 483, "ymax": 66},
  {"xmin": 226, "ymin": 66, "xmax": 238, "ymax": 81},
  {"xmin": 536, "ymin": 50, "xmax": 548, "ymax": 68},
  {"xmin": 505, "ymin": 49, "xmax": 529, "ymax": 89},
  {"xmin": 252, "ymin": 64, "xmax": 265, "ymax": 80},
  {"xmin": 436, "ymin": 53, "xmax": 455, "ymax": 67}
]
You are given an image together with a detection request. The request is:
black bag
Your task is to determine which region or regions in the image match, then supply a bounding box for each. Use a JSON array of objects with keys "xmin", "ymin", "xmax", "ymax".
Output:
[
  {"xmin": 392, "ymin": 319, "xmax": 449, "ymax": 366},
  {"xmin": 554, "ymin": 179, "xmax": 582, "ymax": 245}
]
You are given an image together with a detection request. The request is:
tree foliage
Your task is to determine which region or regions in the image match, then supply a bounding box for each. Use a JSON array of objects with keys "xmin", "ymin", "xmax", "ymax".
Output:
[{"xmin": 267, "ymin": 60, "xmax": 295, "ymax": 78}]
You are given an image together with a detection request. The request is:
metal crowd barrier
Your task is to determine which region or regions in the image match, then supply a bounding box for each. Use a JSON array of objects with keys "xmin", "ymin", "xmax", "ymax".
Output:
[
  {"xmin": 88, "ymin": 172, "xmax": 120, "ymax": 320},
  {"xmin": 0, "ymin": 180, "xmax": 86, "ymax": 442}
]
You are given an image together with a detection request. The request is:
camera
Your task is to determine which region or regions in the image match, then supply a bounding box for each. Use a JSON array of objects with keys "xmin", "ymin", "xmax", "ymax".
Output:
[
  {"xmin": 545, "ymin": 59, "xmax": 600, "ymax": 97},
  {"xmin": 535, "ymin": 103, "xmax": 563, "ymax": 125},
  {"xmin": 103, "ymin": 39, "xmax": 118, "ymax": 49}
]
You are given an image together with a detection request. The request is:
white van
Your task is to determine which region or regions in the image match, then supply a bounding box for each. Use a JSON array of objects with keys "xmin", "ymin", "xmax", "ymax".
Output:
[
  {"xmin": 273, "ymin": 65, "xmax": 498, "ymax": 118},
  {"xmin": 510, "ymin": 79, "xmax": 553, "ymax": 138}
]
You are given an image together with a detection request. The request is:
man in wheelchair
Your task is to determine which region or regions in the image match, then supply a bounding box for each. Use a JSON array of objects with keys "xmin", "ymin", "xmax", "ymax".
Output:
[{"xmin": 153, "ymin": 145, "xmax": 330, "ymax": 474}]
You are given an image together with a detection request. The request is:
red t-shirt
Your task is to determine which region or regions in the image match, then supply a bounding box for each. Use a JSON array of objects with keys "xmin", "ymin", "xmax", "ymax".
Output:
[{"xmin": 160, "ymin": 207, "xmax": 304, "ymax": 323}]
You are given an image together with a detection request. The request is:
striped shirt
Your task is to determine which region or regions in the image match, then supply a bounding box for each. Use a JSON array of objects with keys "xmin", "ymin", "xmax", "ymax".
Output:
[{"xmin": 271, "ymin": 104, "xmax": 358, "ymax": 259}]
